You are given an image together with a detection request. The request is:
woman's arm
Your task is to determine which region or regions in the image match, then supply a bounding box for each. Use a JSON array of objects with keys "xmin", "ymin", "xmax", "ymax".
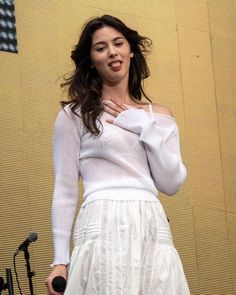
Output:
[
  {"xmin": 51, "ymin": 106, "xmax": 81, "ymax": 266},
  {"xmin": 112, "ymin": 107, "xmax": 187, "ymax": 195},
  {"xmin": 46, "ymin": 106, "xmax": 82, "ymax": 294}
]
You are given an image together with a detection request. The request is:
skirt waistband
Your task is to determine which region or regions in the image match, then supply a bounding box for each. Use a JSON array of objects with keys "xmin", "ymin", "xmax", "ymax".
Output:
[
  {"xmin": 74, "ymin": 199, "xmax": 174, "ymax": 249},
  {"xmin": 82, "ymin": 188, "xmax": 158, "ymax": 207}
]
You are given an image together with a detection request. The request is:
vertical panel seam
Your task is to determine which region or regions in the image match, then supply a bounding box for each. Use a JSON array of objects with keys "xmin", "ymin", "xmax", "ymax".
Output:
[
  {"xmin": 206, "ymin": 1, "xmax": 234, "ymax": 291},
  {"xmin": 173, "ymin": 1, "xmax": 200, "ymax": 293}
]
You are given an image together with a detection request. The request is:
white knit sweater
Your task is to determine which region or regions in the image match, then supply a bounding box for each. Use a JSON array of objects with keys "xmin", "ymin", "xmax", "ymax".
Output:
[{"xmin": 51, "ymin": 104, "xmax": 187, "ymax": 265}]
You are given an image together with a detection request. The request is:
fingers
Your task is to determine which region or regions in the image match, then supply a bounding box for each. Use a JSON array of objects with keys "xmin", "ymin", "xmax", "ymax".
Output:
[
  {"xmin": 106, "ymin": 119, "xmax": 114, "ymax": 124},
  {"xmin": 45, "ymin": 278, "xmax": 59, "ymax": 295},
  {"xmin": 45, "ymin": 280, "xmax": 64, "ymax": 295},
  {"xmin": 104, "ymin": 107, "xmax": 119, "ymax": 117},
  {"xmin": 110, "ymin": 98, "xmax": 127, "ymax": 111},
  {"xmin": 45, "ymin": 265, "xmax": 67, "ymax": 295},
  {"xmin": 103, "ymin": 99, "xmax": 127, "ymax": 117},
  {"xmin": 45, "ymin": 277, "xmax": 62, "ymax": 295}
]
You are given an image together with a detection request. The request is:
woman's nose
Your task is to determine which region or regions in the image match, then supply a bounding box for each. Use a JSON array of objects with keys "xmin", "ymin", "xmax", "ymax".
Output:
[{"xmin": 108, "ymin": 45, "xmax": 117, "ymax": 57}]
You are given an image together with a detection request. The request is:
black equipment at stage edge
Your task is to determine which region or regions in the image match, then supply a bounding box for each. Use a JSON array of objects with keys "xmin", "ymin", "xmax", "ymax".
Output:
[{"xmin": 0, "ymin": 268, "xmax": 14, "ymax": 295}]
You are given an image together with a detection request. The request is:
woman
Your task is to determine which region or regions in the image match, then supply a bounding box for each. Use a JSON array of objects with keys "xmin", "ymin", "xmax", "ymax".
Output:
[{"xmin": 46, "ymin": 15, "xmax": 190, "ymax": 295}]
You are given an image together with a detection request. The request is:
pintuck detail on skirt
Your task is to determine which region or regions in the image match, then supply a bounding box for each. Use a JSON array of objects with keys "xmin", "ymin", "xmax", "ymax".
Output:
[{"xmin": 64, "ymin": 199, "xmax": 190, "ymax": 295}]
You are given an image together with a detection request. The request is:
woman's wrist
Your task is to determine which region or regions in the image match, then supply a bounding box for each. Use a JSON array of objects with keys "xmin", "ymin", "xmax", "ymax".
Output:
[{"xmin": 51, "ymin": 263, "xmax": 67, "ymax": 269}]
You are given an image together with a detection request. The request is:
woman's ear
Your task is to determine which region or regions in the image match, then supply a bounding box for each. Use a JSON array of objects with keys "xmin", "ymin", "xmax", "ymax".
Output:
[{"xmin": 130, "ymin": 52, "xmax": 134, "ymax": 58}]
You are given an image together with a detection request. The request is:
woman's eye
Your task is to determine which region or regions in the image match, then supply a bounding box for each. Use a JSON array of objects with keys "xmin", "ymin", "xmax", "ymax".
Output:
[
  {"xmin": 95, "ymin": 47, "xmax": 105, "ymax": 52},
  {"xmin": 115, "ymin": 42, "xmax": 123, "ymax": 47}
]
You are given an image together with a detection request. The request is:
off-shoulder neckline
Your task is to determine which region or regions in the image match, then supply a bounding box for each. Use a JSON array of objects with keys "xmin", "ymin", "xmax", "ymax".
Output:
[{"xmin": 124, "ymin": 104, "xmax": 176, "ymax": 121}]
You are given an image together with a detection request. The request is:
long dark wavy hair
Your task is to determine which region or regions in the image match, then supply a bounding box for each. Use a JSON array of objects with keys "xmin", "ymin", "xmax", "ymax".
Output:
[{"xmin": 61, "ymin": 15, "xmax": 152, "ymax": 135}]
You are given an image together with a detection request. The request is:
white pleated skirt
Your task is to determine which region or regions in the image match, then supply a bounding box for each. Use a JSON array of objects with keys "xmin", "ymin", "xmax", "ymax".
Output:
[{"xmin": 64, "ymin": 199, "xmax": 190, "ymax": 295}]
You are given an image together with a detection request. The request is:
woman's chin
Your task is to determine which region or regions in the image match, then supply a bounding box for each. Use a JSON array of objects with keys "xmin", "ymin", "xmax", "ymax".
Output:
[{"xmin": 103, "ymin": 72, "xmax": 129, "ymax": 86}]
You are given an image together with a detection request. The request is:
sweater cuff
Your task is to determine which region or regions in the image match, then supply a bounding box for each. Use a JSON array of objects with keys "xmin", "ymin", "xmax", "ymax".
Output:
[
  {"xmin": 113, "ymin": 108, "xmax": 151, "ymax": 134},
  {"xmin": 52, "ymin": 229, "xmax": 70, "ymax": 267}
]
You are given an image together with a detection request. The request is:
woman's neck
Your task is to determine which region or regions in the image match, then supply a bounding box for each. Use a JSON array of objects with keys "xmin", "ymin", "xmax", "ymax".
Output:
[{"xmin": 101, "ymin": 82, "xmax": 132, "ymax": 105}]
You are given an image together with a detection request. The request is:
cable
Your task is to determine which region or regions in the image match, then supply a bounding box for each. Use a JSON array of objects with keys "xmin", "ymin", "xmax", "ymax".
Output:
[{"xmin": 13, "ymin": 253, "xmax": 23, "ymax": 295}]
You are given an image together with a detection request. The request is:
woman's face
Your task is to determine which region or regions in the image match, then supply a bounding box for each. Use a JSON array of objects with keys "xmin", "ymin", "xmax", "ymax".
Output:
[{"xmin": 90, "ymin": 26, "xmax": 133, "ymax": 85}]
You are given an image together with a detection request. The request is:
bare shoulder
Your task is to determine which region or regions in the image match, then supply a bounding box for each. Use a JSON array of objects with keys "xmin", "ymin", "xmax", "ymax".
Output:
[{"xmin": 152, "ymin": 103, "xmax": 174, "ymax": 117}]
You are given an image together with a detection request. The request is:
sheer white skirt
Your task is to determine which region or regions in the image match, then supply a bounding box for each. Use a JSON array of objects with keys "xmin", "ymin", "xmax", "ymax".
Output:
[{"xmin": 64, "ymin": 199, "xmax": 190, "ymax": 295}]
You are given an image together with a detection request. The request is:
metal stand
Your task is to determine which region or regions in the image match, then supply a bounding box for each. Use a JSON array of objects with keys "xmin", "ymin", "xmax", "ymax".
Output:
[
  {"xmin": 0, "ymin": 268, "xmax": 14, "ymax": 295},
  {"xmin": 23, "ymin": 249, "xmax": 35, "ymax": 295}
]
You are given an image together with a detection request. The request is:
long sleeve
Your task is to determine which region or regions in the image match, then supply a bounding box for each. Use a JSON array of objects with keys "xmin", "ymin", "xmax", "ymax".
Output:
[
  {"xmin": 51, "ymin": 106, "xmax": 81, "ymax": 266},
  {"xmin": 113, "ymin": 108, "xmax": 187, "ymax": 196}
]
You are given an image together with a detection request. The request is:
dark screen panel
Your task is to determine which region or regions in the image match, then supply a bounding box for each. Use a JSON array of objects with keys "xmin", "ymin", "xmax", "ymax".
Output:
[{"xmin": 0, "ymin": 0, "xmax": 18, "ymax": 53}]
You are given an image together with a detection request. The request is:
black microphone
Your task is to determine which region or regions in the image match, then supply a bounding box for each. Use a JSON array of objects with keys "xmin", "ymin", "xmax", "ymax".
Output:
[
  {"xmin": 52, "ymin": 276, "xmax": 66, "ymax": 292},
  {"xmin": 15, "ymin": 232, "xmax": 38, "ymax": 254}
]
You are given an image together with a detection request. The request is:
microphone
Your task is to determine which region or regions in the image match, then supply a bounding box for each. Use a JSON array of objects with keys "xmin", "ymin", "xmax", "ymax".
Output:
[
  {"xmin": 15, "ymin": 232, "xmax": 38, "ymax": 254},
  {"xmin": 52, "ymin": 276, "xmax": 66, "ymax": 292}
]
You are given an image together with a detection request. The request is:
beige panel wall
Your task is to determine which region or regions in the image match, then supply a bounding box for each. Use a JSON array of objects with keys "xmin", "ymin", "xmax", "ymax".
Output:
[{"xmin": 0, "ymin": 1, "xmax": 235, "ymax": 294}]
